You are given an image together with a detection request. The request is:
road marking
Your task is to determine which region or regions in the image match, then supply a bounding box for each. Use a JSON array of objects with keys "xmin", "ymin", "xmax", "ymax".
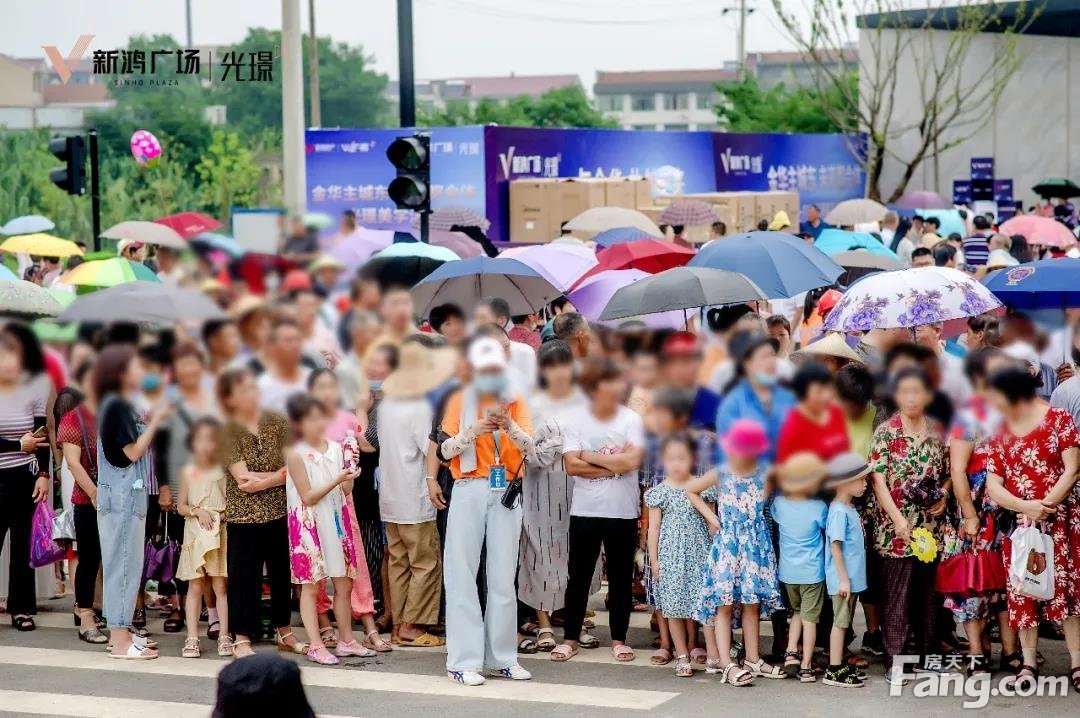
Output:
[
  {"xmin": 0, "ymin": 689, "xmax": 357, "ymax": 718},
  {"xmin": 0, "ymin": 646, "xmax": 678, "ymax": 710}
]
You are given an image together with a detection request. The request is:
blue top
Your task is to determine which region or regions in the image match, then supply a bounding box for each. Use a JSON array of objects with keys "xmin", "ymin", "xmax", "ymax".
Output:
[
  {"xmin": 691, "ymin": 386, "xmax": 721, "ymax": 433},
  {"xmin": 825, "ymin": 501, "xmax": 867, "ymax": 594},
  {"xmin": 714, "ymin": 380, "xmax": 796, "ymax": 464},
  {"xmin": 800, "ymin": 219, "xmax": 832, "ymax": 240},
  {"xmin": 771, "ymin": 495, "xmax": 827, "ymax": 584}
]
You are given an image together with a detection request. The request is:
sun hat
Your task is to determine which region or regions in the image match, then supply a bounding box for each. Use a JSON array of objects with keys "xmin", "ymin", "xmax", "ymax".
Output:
[
  {"xmin": 825, "ymin": 451, "xmax": 872, "ymax": 489},
  {"xmin": 661, "ymin": 330, "xmax": 701, "ymax": 359},
  {"xmin": 308, "ymin": 254, "xmax": 346, "ymax": 273},
  {"xmin": 777, "ymin": 451, "xmax": 828, "ymax": 493},
  {"xmin": 381, "ymin": 341, "xmax": 457, "ymax": 399},
  {"xmin": 793, "ymin": 331, "xmax": 863, "ymax": 364},
  {"xmin": 767, "ymin": 210, "xmax": 792, "ymax": 231},
  {"xmin": 117, "ymin": 239, "xmax": 144, "ymax": 255},
  {"xmin": 719, "ymin": 418, "xmax": 769, "ymax": 458},
  {"xmin": 229, "ymin": 294, "xmax": 266, "ymax": 320},
  {"xmin": 468, "ymin": 336, "xmax": 507, "ymax": 371}
]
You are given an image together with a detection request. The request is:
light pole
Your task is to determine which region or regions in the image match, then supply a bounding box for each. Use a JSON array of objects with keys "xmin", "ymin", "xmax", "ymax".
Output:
[{"xmin": 281, "ymin": 0, "xmax": 307, "ymax": 219}]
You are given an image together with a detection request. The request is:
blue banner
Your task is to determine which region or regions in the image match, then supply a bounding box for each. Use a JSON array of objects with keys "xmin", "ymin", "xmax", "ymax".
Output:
[
  {"xmin": 304, "ymin": 126, "xmax": 486, "ymax": 233},
  {"xmin": 970, "ymin": 157, "xmax": 994, "ymax": 180},
  {"xmin": 712, "ymin": 133, "xmax": 865, "ymax": 221}
]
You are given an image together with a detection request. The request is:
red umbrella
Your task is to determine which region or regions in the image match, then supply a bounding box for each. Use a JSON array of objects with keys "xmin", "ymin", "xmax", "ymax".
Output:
[
  {"xmin": 999, "ymin": 215, "xmax": 1076, "ymax": 248},
  {"xmin": 155, "ymin": 211, "xmax": 222, "ymax": 240},
  {"xmin": 574, "ymin": 239, "xmax": 694, "ymax": 287}
]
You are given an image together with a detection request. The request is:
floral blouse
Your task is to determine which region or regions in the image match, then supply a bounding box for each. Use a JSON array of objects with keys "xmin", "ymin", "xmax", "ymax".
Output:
[
  {"xmin": 220, "ymin": 412, "xmax": 290, "ymax": 524},
  {"xmin": 870, "ymin": 412, "xmax": 948, "ymax": 558}
]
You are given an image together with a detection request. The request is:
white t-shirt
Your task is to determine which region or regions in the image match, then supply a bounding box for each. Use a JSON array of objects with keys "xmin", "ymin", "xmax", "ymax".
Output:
[
  {"xmin": 257, "ymin": 367, "xmax": 312, "ymax": 413},
  {"xmin": 377, "ymin": 397, "xmax": 435, "ymax": 524},
  {"xmin": 562, "ymin": 405, "xmax": 645, "ymax": 519}
]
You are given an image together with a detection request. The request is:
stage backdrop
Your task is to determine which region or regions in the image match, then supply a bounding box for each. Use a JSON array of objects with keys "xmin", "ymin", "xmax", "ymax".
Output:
[{"xmin": 305, "ymin": 126, "xmax": 864, "ymax": 242}]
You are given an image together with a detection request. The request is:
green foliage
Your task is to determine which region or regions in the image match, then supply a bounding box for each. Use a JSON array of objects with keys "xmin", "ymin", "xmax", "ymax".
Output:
[
  {"xmin": 195, "ymin": 130, "xmax": 262, "ymax": 220},
  {"xmin": 714, "ymin": 74, "xmax": 858, "ymax": 134},
  {"xmin": 421, "ymin": 85, "xmax": 617, "ymax": 129}
]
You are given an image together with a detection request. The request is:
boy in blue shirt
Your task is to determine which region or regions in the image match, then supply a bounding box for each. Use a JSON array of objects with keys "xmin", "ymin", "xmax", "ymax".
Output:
[
  {"xmin": 823, "ymin": 452, "xmax": 870, "ymax": 688},
  {"xmin": 772, "ymin": 452, "xmax": 828, "ymax": 683}
]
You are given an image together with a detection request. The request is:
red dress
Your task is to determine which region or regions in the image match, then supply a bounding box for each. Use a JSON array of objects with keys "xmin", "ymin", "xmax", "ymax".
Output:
[{"xmin": 986, "ymin": 407, "xmax": 1080, "ymax": 630}]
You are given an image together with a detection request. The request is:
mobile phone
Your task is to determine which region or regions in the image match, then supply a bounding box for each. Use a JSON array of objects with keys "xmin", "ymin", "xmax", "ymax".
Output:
[{"xmin": 32, "ymin": 426, "xmax": 47, "ymax": 438}]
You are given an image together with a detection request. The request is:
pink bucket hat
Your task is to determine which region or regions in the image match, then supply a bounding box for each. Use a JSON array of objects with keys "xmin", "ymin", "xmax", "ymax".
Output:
[{"xmin": 720, "ymin": 418, "xmax": 769, "ymax": 458}]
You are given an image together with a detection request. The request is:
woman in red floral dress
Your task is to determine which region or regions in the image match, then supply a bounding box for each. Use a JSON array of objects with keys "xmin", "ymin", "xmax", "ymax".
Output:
[{"xmin": 985, "ymin": 366, "xmax": 1080, "ymax": 691}]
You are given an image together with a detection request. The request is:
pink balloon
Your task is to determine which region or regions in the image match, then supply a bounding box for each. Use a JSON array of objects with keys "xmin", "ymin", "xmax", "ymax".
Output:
[{"xmin": 130, "ymin": 130, "xmax": 162, "ymax": 167}]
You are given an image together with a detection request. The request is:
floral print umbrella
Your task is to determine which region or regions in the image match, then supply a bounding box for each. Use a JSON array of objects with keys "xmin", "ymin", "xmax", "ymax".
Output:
[{"xmin": 823, "ymin": 267, "xmax": 1002, "ymax": 332}]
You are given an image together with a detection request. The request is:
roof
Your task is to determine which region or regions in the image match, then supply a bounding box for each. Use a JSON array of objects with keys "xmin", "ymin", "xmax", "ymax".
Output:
[
  {"xmin": 595, "ymin": 68, "xmax": 736, "ymax": 94},
  {"xmin": 860, "ymin": 0, "xmax": 1079, "ymax": 38},
  {"xmin": 42, "ymin": 83, "xmax": 112, "ymax": 104},
  {"xmin": 456, "ymin": 74, "xmax": 580, "ymax": 98},
  {"xmin": 746, "ymin": 48, "xmax": 857, "ymax": 66}
]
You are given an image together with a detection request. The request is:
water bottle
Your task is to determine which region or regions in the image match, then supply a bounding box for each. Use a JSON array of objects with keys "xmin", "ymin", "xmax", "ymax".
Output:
[{"xmin": 343, "ymin": 429, "xmax": 359, "ymax": 472}]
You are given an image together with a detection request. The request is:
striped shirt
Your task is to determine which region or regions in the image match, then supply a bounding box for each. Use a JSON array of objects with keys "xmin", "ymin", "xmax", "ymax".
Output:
[{"xmin": 0, "ymin": 377, "xmax": 48, "ymax": 470}]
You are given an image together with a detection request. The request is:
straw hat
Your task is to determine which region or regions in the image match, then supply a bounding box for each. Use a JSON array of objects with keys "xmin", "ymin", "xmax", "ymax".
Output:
[
  {"xmin": 381, "ymin": 341, "xmax": 457, "ymax": 399},
  {"xmin": 308, "ymin": 254, "xmax": 346, "ymax": 273},
  {"xmin": 793, "ymin": 332, "xmax": 863, "ymax": 364},
  {"xmin": 229, "ymin": 294, "xmax": 266, "ymax": 320},
  {"xmin": 825, "ymin": 451, "xmax": 872, "ymax": 489},
  {"xmin": 777, "ymin": 452, "xmax": 827, "ymax": 493},
  {"xmin": 767, "ymin": 210, "xmax": 792, "ymax": 231}
]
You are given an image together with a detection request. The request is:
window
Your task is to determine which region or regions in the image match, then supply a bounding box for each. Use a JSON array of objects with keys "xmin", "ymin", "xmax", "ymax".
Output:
[
  {"xmin": 660, "ymin": 93, "xmax": 690, "ymax": 110},
  {"xmin": 664, "ymin": 124, "xmax": 689, "ymax": 131},
  {"xmin": 629, "ymin": 93, "xmax": 655, "ymax": 112},
  {"xmin": 698, "ymin": 93, "xmax": 721, "ymax": 110},
  {"xmin": 595, "ymin": 93, "xmax": 622, "ymax": 112}
]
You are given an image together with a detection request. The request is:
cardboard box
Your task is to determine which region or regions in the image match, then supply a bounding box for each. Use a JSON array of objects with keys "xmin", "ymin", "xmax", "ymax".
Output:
[
  {"xmin": 509, "ymin": 179, "xmax": 552, "ymax": 244},
  {"xmin": 635, "ymin": 178, "xmax": 653, "ymax": 208},
  {"xmin": 754, "ymin": 191, "xmax": 800, "ymax": 230},
  {"xmin": 604, "ymin": 179, "xmax": 638, "ymax": 209},
  {"xmin": 550, "ymin": 179, "xmax": 606, "ymax": 234}
]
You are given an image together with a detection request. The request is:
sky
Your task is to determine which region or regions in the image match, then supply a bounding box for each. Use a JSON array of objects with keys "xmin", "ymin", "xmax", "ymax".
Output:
[{"xmin": 1, "ymin": 0, "xmax": 853, "ymax": 89}]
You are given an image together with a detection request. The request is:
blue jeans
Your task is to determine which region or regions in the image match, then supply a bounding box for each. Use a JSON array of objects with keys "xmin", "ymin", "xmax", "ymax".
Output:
[{"xmin": 97, "ymin": 461, "xmax": 148, "ymax": 630}]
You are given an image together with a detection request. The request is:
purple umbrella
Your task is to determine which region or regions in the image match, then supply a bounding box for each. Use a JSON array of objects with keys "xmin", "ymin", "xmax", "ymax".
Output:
[
  {"xmin": 500, "ymin": 242, "xmax": 597, "ymax": 292},
  {"xmin": 567, "ymin": 269, "xmax": 685, "ymax": 329},
  {"xmin": 329, "ymin": 228, "xmax": 394, "ymax": 275},
  {"xmin": 410, "ymin": 230, "xmax": 483, "ymax": 259},
  {"xmin": 893, "ymin": 190, "xmax": 951, "ymax": 210}
]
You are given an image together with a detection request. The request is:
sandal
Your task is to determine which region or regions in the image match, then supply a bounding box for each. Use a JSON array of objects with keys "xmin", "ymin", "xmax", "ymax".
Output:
[
  {"xmin": 518, "ymin": 637, "xmax": 539, "ymax": 654},
  {"xmin": 705, "ymin": 658, "xmax": 723, "ymax": 675},
  {"xmin": 276, "ymin": 630, "xmax": 309, "ymax": 654},
  {"xmin": 363, "ymin": 630, "xmax": 393, "ymax": 653},
  {"xmin": 798, "ymin": 666, "xmax": 816, "ymax": 683},
  {"xmin": 674, "ymin": 655, "xmax": 694, "ymax": 677},
  {"xmin": 306, "ymin": 644, "xmax": 340, "ymax": 666},
  {"xmin": 783, "ymin": 650, "xmax": 800, "ymax": 677},
  {"xmin": 1000, "ymin": 651, "xmax": 1023, "ymax": 673},
  {"xmin": 519, "ymin": 621, "xmax": 539, "ymax": 636},
  {"xmin": 650, "ymin": 648, "xmax": 673, "ymax": 666},
  {"xmin": 207, "ymin": 620, "xmax": 220, "ymax": 640},
  {"xmin": 132, "ymin": 608, "xmax": 147, "ymax": 629},
  {"xmin": 690, "ymin": 647, "xmax": 707, "ymax": 665},
  {"xmin": 1070, "ymin": 666, "xmax": 1080, "ymax": 694},
  {"xmin": 218, "ymin": 636, "xmax": 234, "ymax": 657},
  {"xmin": 319, "ymin": 626, "xmax": 339, "ymax": 650},
  {"xmin": 611, "ymin": 644, "xmax": 635, "ymax": 662},
  {"xmin": 578, "ymin": 632, "xmax": 600, "ymax": 649},
  {"xmin": 108, "ymin": 642, "xmax": 158, "ymax": 660},
  {"xmin": 231, "ymin": 639, "xmax": 254, "ymax": 659},
  {"xmin": 163, "ymin": 612, "xmax": 184, "ymax": 633},
  {"xmin": 11, "ymin": 615, "xmax": 35, "ymax": 632},
  {"xmin": 536, "ymin": 628, "xmax": 556, "ymax": 652},
  {"xmin": 393, "ymin": 632, "xmax": 445, "ymax": 647},
  {"xmin": 182, "ymin": 637, "xmax": 201, "ymax": 658},
  {"xmin": 1004, "ymin": 664, "xmax": 1038, "ymax": 690},
  {"xmin": 745, "ymin": 657, "xmax": 786, "ymax": 679},
  {"xmin": 336, "ymin": 639, "xmax": 377, "ymax": 658},
  {"xmin": 720, "ymin": 663, "xmax": 754, "ymax": 686},
  {"xmin": 550, "ymin": 644, "xmax": 579, "ymax": 662},
  {"xmin": 78, "ymin": 627, "xmax": 108, "ymax": 644}
]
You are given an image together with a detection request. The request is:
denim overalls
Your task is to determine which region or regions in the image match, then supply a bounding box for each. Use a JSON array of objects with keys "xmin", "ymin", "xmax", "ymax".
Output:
[{"xmin": 96, "ymin": 395, "xmax": 152, "ymax": 630}]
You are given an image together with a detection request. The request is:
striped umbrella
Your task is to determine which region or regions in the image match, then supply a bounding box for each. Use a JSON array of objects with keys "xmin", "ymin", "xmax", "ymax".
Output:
[{"xmin": 659, "ymin": 200, "xmax": 720, "ymax": 227}]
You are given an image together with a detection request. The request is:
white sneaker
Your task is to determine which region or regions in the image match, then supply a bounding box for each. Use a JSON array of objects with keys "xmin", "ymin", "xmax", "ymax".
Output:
[
  {"xmin": 448, "ymin": 670, "xmax": 485, "ymax": 686},
  {"xmin": 884, "ymin": 667, "xmax": 909, "ymax": 686},
  {"xmin": 490, "ymin": 664, "xmax": 532, "ymax": 681}
]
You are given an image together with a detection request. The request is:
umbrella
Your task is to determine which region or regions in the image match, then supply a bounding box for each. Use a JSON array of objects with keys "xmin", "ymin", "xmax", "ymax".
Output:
[
  {"xmin": 0, "ymin": 280, "xmax": 62, "ymax": 318},
  {"xmin": 1032, "ymin": 178, "xmax": 1080, "ymax": 200},
  {"xmin": 586, "ymin": 239, "xmax": 695, "ymax": 279},
  {"xmin": 824, "ymin": 266, "xmax": 1002, "ymax": 332},
  {"xmin": 155, "ymin": 211, "xmax": 222, "ymax": 239},
  {"xmin": 814, "ymin": 229, "xmax": 898, "ymax": 259},
  {"xmin": 567, "ymin": 269, "xmax": 686, "ymax": 329},
  {"xmin": 917, "ymin": 209, "xmax": 966, "ymax": 238},
  {"xmin": 825, "ymin": 198, "xmax": 888, "ymax": 226},
  {"xmin": 101, "ymin": 221, "xmax": 186, "ymax": 249},
  {"xmin": 599, "ymin": 266, "xmax": 767, "ymax": 321},
  {"xmin": 410, "ymin": 206, "xmax": 491, "ymax": 233},
  {"xmin": 411, "ymin": 256, "xmax": 559, "ymax": 316},
  {"xmin": 659, "ymin": 200, "xmax": 720, "ymax": 227},
  {"xmin": 982, "ymin": 258, "xmax": 1080, "ymax": 311},
  {"xmin": 361, "ymin": 241, "xmax": 459, "ymax": 288},
  {"xmin": 998, "ymin": 215, "xmax": 1076, "ymax": 248},
  {"xmin": 190, "ymin": 233, "xmax": 248, "ymax": 259},
  {"xmin": 1, "ymin": 215, "xmax": 55, "ymax": 236},
  {"xmin": 689, "ymin": 231, "xmax": 843, "ymax": 298},
  {"xmin": 500, "ymin": 242, "xmax": 598, "ymax": 292},
  {"xmin": 60, "ymin": 258, "xmax": 161, "ymax": 288},
  {"xmin": 59, "ymin": 281, "xmax": 225, "ymax": 323},
  {"xmin": 328, "ymin": 229, "xmax": 394, "ymax": 275},
  {"xmin": 303, "ymin": 212, "xmax": 334, "ymax": 230},
  {"xmin": 0, "ymin": 233, "xmax": 83, "ymax": 258},
  {"xmin": 563, "ymin": 207, "xmax": 662, "ymax": 236},
  {"xmin": 410, "ymin": 230, "xmax": 484, "ymax": 259},
  {"xmin": 893, "ymin": 191, "xmax": 951, "ymax": 210},
  {"xmin": 0, "ymin": 265, "xmax": 18, "ymax": 281},
  {"xmin": 834, "ymin": 249, "xmax": 902, "ymax": 285},
  {"xmin": 591, "ymin": 226, "xmax": 662, "ymax": 247}
]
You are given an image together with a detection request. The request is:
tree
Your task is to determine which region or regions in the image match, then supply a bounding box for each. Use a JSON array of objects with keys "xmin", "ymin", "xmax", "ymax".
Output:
[
  {"xmin": 770, "ymin": 0, "xmax": 1037, "ymax": 201},
  {"xmin": 421, "ymin": 85, "xmax": 617, "ymax": 129},
  {"xmin": 714, "ymin": 74, "xmax": 858, "ymax": 134},
  {"xmin": 195, "ymin": 130, "xmax": 263, "ymax": 220}
]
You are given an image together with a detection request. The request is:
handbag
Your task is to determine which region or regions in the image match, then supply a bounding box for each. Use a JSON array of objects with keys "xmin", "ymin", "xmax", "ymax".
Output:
[
  {"xmin": 1008, "ymin": 522, "xmax": 1055, "ymax": 601},
  {"xmin": 935, "ymin": 515, "xmax": 1007, "ymax": 598},
  {"xmin": 143, "ymin": 512, "xmax": 180, "ymax": 584},
  {"xmin": 30, "ymin": 501, "xmax": 67, "ymax": 568}
]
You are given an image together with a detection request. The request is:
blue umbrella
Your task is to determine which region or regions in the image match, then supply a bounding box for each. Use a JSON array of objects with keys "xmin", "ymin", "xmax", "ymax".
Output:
[
  {"xmin": 918, "ymin": 209, "xmax": 965, "ymax": 238},
  {"xmin": 815, "ymin": 229, "xmax": 899, "ymax": 260},
  {"xmin": 411, "ymin": 256, "xmax": 559, "ymax": 316},
  {"xmin": 190, "ymin": 232, "xmax": 247, "ymax": 258},
  {"xmin": 1, "ymin": 214, "xmax": 55, "ymax": 236},
  {"xmin": 689, "ymin": 231, "xmax": 843, "ymax": 298},
  {"xmin": 982, "ymin": 258, "xmax": 1080, "ymax": 311},
  {"xmin": 0, "ymin": 264, "xmax": 18, "ymax": 281},
  {"xmin": 592, "ymin": 226, "xmax": 662, "ymax": 248}
]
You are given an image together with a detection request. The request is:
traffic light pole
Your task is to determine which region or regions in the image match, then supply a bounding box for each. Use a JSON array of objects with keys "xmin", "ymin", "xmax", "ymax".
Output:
[
  {"xmin": 420, "ymin": 208, "xmax": 429, "ymax": 243},
  {"xmin": 88, "ymin": 129, "xmax": 101, "ymax": 252},
  {"xmin": 397, "ymin": 0, "xmax": 415, "ymax": 128}
]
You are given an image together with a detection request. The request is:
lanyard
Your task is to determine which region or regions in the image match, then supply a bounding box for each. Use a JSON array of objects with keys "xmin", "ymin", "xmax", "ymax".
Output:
[{"xmin": 491, "ymin": 427, "xmax": 502, "ymax": 466}]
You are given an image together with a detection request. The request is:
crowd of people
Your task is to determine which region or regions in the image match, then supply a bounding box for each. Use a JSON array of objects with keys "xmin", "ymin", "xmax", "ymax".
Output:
[{"xmin": 2, "ymin": 205, "xmax": 1080, "ymax": 697}]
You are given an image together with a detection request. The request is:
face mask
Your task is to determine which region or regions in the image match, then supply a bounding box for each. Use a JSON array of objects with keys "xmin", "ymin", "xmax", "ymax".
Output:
[
  {"xmin": 368, "ymin": 379, "xmax": 383, "ymax": 393},
  {"xmin": 474, "ymin": 373, "xmax": 507, "ymax": 396},
  {"xmin": 141, "ymin": 374, "xmax": 162, "ymax": 392},
  {"xmin": 752, "ymin": 372, "xmax": 776, "ymax": 387}
]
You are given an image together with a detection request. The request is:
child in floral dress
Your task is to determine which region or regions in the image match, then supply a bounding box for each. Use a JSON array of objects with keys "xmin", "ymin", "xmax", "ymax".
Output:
[{"xmin": 284, "ymin": 394, "xmax": 368, "ymax": 665}]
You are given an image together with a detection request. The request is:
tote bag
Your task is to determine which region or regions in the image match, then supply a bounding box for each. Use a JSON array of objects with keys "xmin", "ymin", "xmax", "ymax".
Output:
[{"xmin": 1008, "ymin": 524, "xmax": 1055, "ymax": 601}]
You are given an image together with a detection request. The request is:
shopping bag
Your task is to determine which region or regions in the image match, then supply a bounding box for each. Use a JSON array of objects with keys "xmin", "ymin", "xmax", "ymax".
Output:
[
  {"xmin": 935, "ymin": 551, "xmax": 974, "ymax": 598},
  {"xmin": 52, "ymin": 507, "xmax": 76, "ymax": 541},
  {"xmin": 30, "ymin": 501, "xmax": 67, "ymax": 568},
  {"xmin": 143, "ymin": 512, "xmax": 179, "ymax": 584},
  {"xmin": 1008, "ymin": 524, "xmax": 1055, "ymax": 601}
]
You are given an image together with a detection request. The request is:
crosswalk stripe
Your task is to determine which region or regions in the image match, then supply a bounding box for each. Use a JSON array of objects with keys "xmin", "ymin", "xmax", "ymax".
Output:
[
  {"xmin": 0, "ymin": 646, "xmax": 678, "ymax": 710},
  {"xmin": 0, "ymin": 689, "xmax": 354, "ymax": 718}
]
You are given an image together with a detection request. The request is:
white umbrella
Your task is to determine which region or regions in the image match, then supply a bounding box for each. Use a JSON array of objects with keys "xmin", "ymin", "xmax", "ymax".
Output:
[
  {"xmin": 499, "ymin": 242, "xmax": 598, "ymax": 292},
  {"xmin": 823, "ymin": 267, "xmax": 1002, "ymax": 332},
  {"xmin": 101, "ymin": 220, "xmax": 187, "ymax": 249},
  {"xmin": 563, "ymin": 207, "xmax": 662, "ymax": 236},
  {"xmin": 824, "ymin": 198, "xmax": 888, "ymax": 227}
]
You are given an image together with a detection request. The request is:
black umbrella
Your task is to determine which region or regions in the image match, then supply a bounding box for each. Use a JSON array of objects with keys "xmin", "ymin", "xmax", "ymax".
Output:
[
  {"xmin": 598, "ymin": 266, "xmax": 766, "ymax": 321},
  {"xmin": 1032, "ymin": 178, "xmax": 1080, "ymax": 200},
  {"xmin": 359, "ymin": 242, "xmax": 459, "ymax": 289}
]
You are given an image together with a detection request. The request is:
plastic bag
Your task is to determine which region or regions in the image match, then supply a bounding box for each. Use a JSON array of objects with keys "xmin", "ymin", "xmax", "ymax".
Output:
[
  {"xmin": 30, "ymin": 501, "xmax": 67, "ymax": 568},
  {"xmin": 52, "ymin": 507, "xmax": 76, "ymax": 541},
  {"xmin": 1008, "ymin": 524, "xmax": 1055, "ymax": 601}
]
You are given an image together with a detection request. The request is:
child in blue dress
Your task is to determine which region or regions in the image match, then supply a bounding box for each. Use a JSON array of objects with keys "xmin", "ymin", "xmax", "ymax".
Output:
[
  {"xmin": 645, "ymin": 433, "xmax": 716, "ymax": 677},
  {"xmin": 689, "ymin": 419, "xmax": 784, "ymax": 687}
]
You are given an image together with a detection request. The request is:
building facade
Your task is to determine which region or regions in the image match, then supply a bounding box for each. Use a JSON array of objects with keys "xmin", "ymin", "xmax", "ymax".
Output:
[
  {"xmin": 592, "ymin": 69, "xmax": 734, "ymax": 131},
  {"xmin": 384, "ymin": 74, "xmax": 580, "ymax": 117}
]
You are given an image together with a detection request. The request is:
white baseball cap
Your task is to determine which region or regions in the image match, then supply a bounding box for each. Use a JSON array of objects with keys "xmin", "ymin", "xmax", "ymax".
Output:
[
  {"xmin": 1003, "ymin": 340, "xmax": 1040, "ymax": 370},
  {"xmin": 468, "ymin": 336, "xmax": 507, "ymax": 371}
]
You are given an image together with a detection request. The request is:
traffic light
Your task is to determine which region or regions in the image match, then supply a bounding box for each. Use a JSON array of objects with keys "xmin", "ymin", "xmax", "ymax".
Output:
[
  {"xmin": 386, "ymin": 133, "xmax": 430, "ymax": 212},
  {"xmin": 48, "ymin": 135, "xmax": 86, "ymax": 195}
]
